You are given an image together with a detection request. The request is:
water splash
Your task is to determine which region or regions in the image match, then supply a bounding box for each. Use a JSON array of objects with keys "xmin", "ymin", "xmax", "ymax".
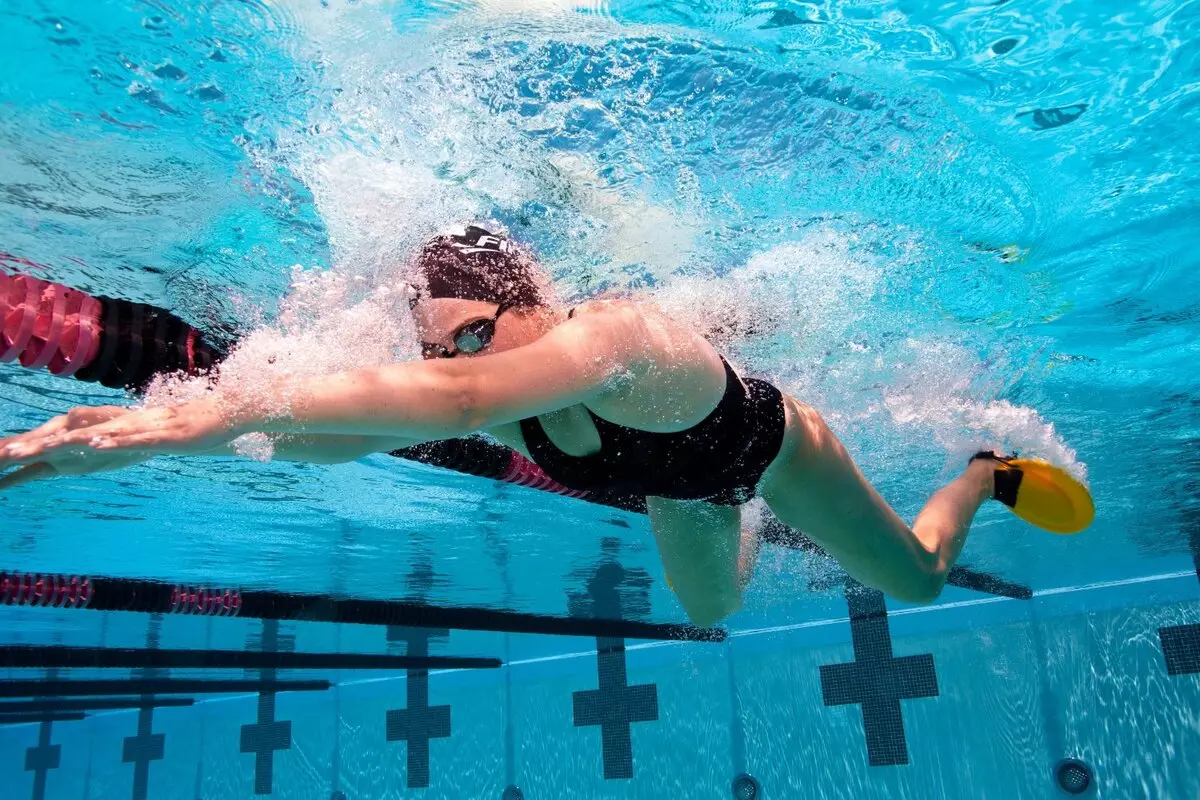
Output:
[
  {"xmin": 141, "ymin": 265, "xmax": 419, "ymax": 458},
  {"xmin": 655, "ymin": 223, "xmax": 1085, "ymax": 477},
  {"xmin": 652, "ymin": 224, "xmax": 882, "ymax": 369},
  {"xmin": 884, "ymin": 346, "xmax": 1087, "ymax": 481}
]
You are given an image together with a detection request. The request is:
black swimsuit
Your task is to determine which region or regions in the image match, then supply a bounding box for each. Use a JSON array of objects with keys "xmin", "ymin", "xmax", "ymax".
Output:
[{"xmin": 518, "ymin": 322, "xmax": 787, "ymax": 505}]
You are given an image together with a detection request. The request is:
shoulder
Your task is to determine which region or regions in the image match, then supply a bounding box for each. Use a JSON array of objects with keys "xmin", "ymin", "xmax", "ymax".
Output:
[
  {"xmin": 559, "ymin": 299, "xmax": 688, "ymax": 363},
  {"xmin": 567, "ymin": 297, "xmax": 675, "ymax": 334},
  {"xmin": 555, "ymin": 298, "xmax": 721, "ymax": 384}
]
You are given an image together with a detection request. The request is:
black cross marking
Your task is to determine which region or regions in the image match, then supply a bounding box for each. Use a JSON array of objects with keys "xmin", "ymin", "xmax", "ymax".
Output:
[
  {"xmin": 240, "ymin": 695, "xmax": 291, "ymax": 795},
  {"xmin": 385, "ymin": 669, "xmax": 451, "ymax": 789},
  {"xmin": 385, "ymin": 625, "xmax": 451, "ymax": 788},
  {"xmin": 240, "ymin": 620, "xmax": 295, "ymax": 795},
  {"xmin": 383, "ymin": 559, "xmax": 452, "ymax": 790},
  {"xmin": 1158, "ymin": 533, "xmax": 1200, "ymax": 676},
  {"xmin": 572, "ymin": 637, "xmax": 659, "ymax": 780},
  {"xmin": 122, "ymin": 615, "xmax": 165, "ymax": 800},
  {"xmin": 24, "ymin": 718, "xmax": 60, "ymax": 800},
  {"xmin": 122, "ymin": 718, "xmax": 164, "ymax": 797},
  {"xmin": 567, "ymin": 538, "xmax": 659, "ymax": 780},
  {"xmin": 819, "ymin": 582, "xmax": 938, "ymax": 766}
]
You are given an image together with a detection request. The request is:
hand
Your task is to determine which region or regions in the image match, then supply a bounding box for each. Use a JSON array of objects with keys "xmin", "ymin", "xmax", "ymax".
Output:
[
  {"xmin": 0, "ymin": 406, "xmax": 133, "ymax": 489},
  {"xmin": 0, "ymin": 398, "xmax": 237, "ymax": 489}
]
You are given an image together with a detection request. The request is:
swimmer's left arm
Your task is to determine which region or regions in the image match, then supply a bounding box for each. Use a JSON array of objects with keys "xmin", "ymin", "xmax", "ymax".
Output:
[
  {"xmin": 204, "ymin": 434, "xmax": 421, "ymax": 464},
  {"xmin": 0, "ymin": 309, "xmax": 647, "ymax": 468},
  {"xmin": 235, "ymin": 307, "xmax": 645, "ymax": 439}
]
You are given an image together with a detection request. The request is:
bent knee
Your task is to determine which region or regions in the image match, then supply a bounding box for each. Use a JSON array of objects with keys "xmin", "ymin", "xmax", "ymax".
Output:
[
  {"xmin": 676, "ymin": 590, "xmax": 740, "ymax": 628},
  {"xmin": 883, "ymin": 566, "xmax": 947, "ymax": 606}
]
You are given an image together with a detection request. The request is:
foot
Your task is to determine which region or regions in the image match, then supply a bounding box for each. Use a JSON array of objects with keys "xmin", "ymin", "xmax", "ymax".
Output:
[
  {"xmin": 965, "ymin": 453, "xmax": 1000, "ymax": 503},
  {"xmin": 967, "ymin": 451, "xmax": 1094, "ymax": 533}
]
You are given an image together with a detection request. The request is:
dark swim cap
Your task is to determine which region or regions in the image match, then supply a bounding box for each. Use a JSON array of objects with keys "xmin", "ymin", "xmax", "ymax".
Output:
[{"xmin": 413, "ymin": 224, "xmax": 549, "ymax": 308}]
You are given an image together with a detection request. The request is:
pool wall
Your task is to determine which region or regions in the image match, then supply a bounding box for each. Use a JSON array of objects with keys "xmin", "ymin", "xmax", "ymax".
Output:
[{"xmin": 2, "ymin": 565, "xmax": 1198, "ymax": 800}]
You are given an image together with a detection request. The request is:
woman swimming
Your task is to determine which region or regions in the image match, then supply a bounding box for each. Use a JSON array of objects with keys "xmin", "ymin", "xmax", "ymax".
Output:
[{"xmin": 0, "ymin": 224, "xmax": 1091, "ymax": 626}]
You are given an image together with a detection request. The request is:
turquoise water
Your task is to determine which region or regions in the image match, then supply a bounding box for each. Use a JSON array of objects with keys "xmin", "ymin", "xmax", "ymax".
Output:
[{"xmin": 1, "ymin": 0, "xmax": 1199, "ymax": 798}]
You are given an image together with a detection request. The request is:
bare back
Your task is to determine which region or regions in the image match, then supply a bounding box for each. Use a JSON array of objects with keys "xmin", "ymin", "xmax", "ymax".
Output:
[{"xmin": 486, "ymin": 299, "xmax": 731, "ymax": 457}]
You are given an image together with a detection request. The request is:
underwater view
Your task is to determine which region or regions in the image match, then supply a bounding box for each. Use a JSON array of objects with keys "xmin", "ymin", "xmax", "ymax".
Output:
[{"xmin": 1, "ymin": 0, "xmax": 1198, "ymax": 797}]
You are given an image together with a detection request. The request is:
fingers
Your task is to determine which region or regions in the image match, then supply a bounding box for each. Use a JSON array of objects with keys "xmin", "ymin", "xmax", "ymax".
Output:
[
  {"xmin": 1, "ymin": 437, "xmax": 87, "ymax": 467},
  {"xmin": 2, "ymin": 426, "xmax": 118, "ymax": 466},
  {"xmin": 0, "ymin": 405, "xmax": 133, "ymax": 465},
  {"xmin": 2, "ymin": 407, "xmax": 146, "ymax": 463},
  {"xmin": 0, "ymin": 415, "xmax": 69, "ymax": 452},
  {"xmin": 0, "ymin": 462, "xmax": 57, "ymax": 491},
  {"xmin": 91, "ymin": 431, "xmax": 166, "ymax": 451},
  {"xmin": 0, "ymin": 402, "xmax": 215, "ymax": 472}
]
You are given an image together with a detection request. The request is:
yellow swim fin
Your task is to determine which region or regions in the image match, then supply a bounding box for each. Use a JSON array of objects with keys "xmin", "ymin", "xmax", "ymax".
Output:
[{"xmin": 970, "ymin": 451, "xmax": 1094, "ymax": 534}]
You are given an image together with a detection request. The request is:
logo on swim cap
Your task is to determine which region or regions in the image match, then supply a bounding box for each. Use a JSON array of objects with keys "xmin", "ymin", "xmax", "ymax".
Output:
[{"xmin": 447, "ymin": 224, "xmax": 512, "ymax": 256}]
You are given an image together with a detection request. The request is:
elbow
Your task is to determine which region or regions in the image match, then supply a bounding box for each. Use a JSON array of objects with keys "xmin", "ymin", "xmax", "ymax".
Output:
[{"xmin": 447, "ymin": 372, "xmax": 488, "ymax": 436}]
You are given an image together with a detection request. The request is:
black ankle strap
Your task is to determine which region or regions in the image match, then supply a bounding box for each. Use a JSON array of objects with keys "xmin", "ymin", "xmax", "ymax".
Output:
[{"xmin": 969, "ymin": 451, "xmax": 1022, "ymax": 506}]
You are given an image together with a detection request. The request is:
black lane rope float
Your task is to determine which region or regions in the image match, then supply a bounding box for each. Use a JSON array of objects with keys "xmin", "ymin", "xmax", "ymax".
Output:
[
  {"xmin": 0, "ymin": 712, "xmax": 86, "ymax": 725},
  {"xmin": 0, "ymin": 646, "xmax": 501, "ymax": 671},
  {"xmin": 0, "ymin": 697, "xmax": 195, "ymax": 713},
  {"xmin": 0, "ymin": 679, "xmax": 331, "ymax": 698},
  {"xmin": 0, "ymin": 571, "xmax": 726, "ymax": 642},
  {"xmin": 395, "ymin": 437, "xmax": 1034, "ymax": 601}
]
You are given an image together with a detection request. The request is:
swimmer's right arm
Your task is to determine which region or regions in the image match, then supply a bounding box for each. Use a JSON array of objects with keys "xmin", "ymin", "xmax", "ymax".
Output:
[
  {"xmin": 225, "ymin": 434, "xmax": 420, "ymax": 464},
  {"xmin": 0, "ymin": 417, "xmax": 416, "ymax": 488}
]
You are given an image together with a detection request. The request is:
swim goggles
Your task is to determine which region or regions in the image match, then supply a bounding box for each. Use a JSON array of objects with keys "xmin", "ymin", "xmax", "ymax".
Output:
[{"xmin": 405, "ymin": 284, "xmax": 508, "ymax": 359}]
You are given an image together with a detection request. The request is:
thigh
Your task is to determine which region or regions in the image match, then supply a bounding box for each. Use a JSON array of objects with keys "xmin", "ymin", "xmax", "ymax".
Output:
[
  {"xmin": 758, "ymin": 395, "xmax": 934, "ymax": 596},
  {"xmin": 646, "ymin": 496, "xmax": 743, "ymax": 625}
]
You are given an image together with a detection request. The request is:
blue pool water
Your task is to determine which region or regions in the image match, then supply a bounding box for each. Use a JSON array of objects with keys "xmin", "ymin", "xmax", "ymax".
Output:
[{"xmin": 1, "ymin": 0, "xmax": 1199, "ymax": 797}]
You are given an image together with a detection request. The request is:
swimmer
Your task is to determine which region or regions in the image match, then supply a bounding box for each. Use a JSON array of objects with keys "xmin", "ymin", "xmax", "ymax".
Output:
[{"xmin": 0, "ymin": 225, "xmax": 1092, "ymax": 626}]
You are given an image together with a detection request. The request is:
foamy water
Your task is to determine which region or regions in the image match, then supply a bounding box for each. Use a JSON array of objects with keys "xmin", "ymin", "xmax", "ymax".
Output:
[{"xmin": 141, "ymin": 266, "xmax": 419, "ymax": 458}]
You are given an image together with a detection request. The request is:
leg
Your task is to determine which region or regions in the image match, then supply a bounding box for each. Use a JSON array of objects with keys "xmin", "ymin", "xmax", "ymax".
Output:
[
  {"xmin": 759, "ymin": 396, "xmax": 995, "ymax": 604},
  {"xmin": 646, "ymin": 496, "xmax": 760, "ymax": 627}
]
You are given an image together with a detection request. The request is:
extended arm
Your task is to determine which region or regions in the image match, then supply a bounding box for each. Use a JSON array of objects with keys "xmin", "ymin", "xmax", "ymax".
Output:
[
  {"xmin": 0, "ymin": 308, "xmax": 642, "ymax": 479},
  {"xmin": 228, "ymin": 433, "xmax": 421, "ymax": 464},
  {"xmin": 239, "ymin": 309, "xmax": 634, "ymax": 439},
  {"xmin": 0, "ymin": 406, "xmax": 418, "ymax": 490}
]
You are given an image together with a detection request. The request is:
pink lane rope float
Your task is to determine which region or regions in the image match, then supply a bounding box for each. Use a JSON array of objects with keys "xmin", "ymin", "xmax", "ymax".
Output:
[
  {"xmin": 500, "ymin": 451, "xmax": 590, "ymax": 497},
  {"xmin": 0, "ymin": 571, "xmax": 93, "ymax": 609},
  {"xmin": 1, "ymin": 270, "xmax": 102, "ymax": 376},
  {"xmin": 1, "ymin": 266, "xmax": 224, "ymax": 390}
]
